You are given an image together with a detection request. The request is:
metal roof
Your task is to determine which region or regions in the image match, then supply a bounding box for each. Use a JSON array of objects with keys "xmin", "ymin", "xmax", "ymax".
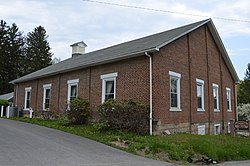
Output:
[{"xmin": 11, "ymin": 19, "xmax": 239, "ymax": 84}]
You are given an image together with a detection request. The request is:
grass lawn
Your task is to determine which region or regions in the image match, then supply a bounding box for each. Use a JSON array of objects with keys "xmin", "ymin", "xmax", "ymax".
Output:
[{"xmin": 11, "ymin": 118, "xmax": 250, "ymax": 164}]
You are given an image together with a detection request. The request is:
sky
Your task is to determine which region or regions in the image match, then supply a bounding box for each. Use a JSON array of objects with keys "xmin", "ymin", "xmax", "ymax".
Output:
[{"xmin": 0, "ymin": 0, "xmax": 249, "ymax": 80}]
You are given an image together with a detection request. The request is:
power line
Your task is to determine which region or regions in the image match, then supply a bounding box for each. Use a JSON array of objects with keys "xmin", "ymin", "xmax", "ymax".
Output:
[{"xmin": 82, "ymin": 0, "xmax": 250, "ymax": 23}]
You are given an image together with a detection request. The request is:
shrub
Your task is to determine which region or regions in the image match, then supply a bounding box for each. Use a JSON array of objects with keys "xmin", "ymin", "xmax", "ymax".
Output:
[
  {"xmin": 0, "ymin": 99, "xmax": 9, "ymax": 107},
  {"xmin": 98, "ymin": 99, "xmax": 149, "ymax": 134},
  {"xmin": 67, "ymin": 97, "xmax": 91, "ymax": 124},
  {"xmin": 238, "ymin": 103, "xmax": 250, "ymax": 120},
  {"xmin": 34, "ymin": 110, "xmax": 60, "ymax": 120}
]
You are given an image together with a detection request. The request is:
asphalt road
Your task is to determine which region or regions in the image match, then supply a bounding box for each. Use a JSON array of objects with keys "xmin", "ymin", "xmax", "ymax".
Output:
[{"xmin": 0, "ymin": 118, "xmax": 173, "ymax": 166}]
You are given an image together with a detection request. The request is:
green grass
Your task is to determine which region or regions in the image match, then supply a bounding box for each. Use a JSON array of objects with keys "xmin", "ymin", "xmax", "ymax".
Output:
[{"xmin": 10, "ymin": 118, "xmax": 250, "ymax": 164}]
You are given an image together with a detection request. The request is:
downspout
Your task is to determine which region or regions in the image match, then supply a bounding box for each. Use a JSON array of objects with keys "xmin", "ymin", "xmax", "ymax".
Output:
[
  {"xmin": 187, "ymin": 34, "xmax": 192, "ymax": 133},
  {"xmin": 145, "ymin": 52, "xmax": 153, "ymax": 135},
  {"xmin": 235, "ymin": 85, "xmax": 238, "ymax": 121},
  {"xmin": 219, "ymin": 53, "xmax": 224, "ymax": 132},
  {"xmin": 15, "ymin": 84, "xmax": 18, "ymax": 107},
  {"xmin": 205, "ymin": 25, "xmax": 211, "ymax": 134}
]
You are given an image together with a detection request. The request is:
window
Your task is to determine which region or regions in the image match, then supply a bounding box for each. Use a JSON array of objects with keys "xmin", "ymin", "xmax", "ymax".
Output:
[
  {"xmin": 43, "ymin": 84, "xmax": 51, "ymax": 111},
  {"xmin": 196, "ymin": 79, "xmax": 204, "ymax": 111},
  {"xmin": 101, "ymin": 72, "xmax": 118, "ymax": 103},
  {"xmin": 24, "ymin": 87, "xmax": 32, "ymax": 110},
  {"xmin": 67, "ymin": 79, "xmax": 79, "ymax": 102},
  {"xmin": 198, "ymin": 125, "xmax": 205, "ymax": 135},
  {"xmin": 226, "ymin": 88, "xmax": 232, "ymax": 112},
  {"xmin": 213, "ymin": 84, "xmax": 219, "ymax": 111},
  {"xmin": 214, "ymin": 124, "xmax": 220, "ymax": 135},
  {"xmin": 169, "ymin": 71, "xmax": 181, "ymax": 111}
]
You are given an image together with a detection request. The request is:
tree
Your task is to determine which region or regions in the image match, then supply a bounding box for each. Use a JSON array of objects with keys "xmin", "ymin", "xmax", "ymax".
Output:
[
  {"xmin": 237, "ymin": 63, "xmax": 250, "ymax": 105},
  {"xmin": 24, "ymin": 26, "xmax": 53, "ymax": 74},
  {"xmin": 238, "ymin": 104, "xmax": 250, "ymax": 120},
  {"xmin": 0, "ymin": 20, "xmax": 24, "ymax": 94},
  {"xmin": 245, "ymin": 63, "xmax": 250, "ymax": 80},
  {"xmin": 52, "ymin": 56, "xmax": 61, "ymax": 64}
]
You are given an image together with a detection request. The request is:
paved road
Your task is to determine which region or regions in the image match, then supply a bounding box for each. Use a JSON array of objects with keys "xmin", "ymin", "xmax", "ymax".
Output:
[
  {"xmin": 0, "ymin": 118, "xmax": 173, "ymax": 166},
  {"xmin": 217, "ymin": 160, "xmax": 250, "ymax": 166}
]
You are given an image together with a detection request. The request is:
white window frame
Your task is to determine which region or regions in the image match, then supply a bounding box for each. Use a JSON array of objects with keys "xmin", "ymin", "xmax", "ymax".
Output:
[
  {"xmin": 198, "ymin": 125, "xmax": 206, "ymax": 135},
  {"xmin": 213, "ymin": 83, "xmax": 219, "ymax": 112},
  {"xmin": 196, "ymin": 79, "xmax": 205, "ymax": 111},
  {"xmin": 43, "ymin": 84, "xmax": 52, "ymax": 111},
  {"xmin": 67, "ymin": 79, "xmax": 79, "ymax": 105},
  {"xmin": 169, "ymin": 71, "xmax": 181, "ymax": 111},
  {"xmin": 214, "ymin": 124, "xmax": 221, "ymax": 135},
  {"xmin": 226, "ymin": 88, "xmax": 232, "ymax": 112},
  {"xmin": 24, "ymin": 87, "xmax": 32, "ymax": 110},
  {"xmin": 101, "ymin": 72, "xmax": 118, "ymax": 103}
]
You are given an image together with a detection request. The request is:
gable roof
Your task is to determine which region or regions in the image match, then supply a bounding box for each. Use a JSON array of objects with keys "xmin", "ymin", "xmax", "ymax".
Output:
[{"xmin": 11, "ymin": 19, "xmax": 239, "ymax": 84}]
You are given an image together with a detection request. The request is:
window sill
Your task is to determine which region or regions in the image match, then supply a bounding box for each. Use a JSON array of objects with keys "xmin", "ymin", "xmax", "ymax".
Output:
[
  {"xmin": 170, "ymin": 108, "xmax": 182, "ymax": 112},
  {"xmin": 23, "ymin": 108, "xmax": 30, "ymax": 111},
  {"xmin": 214, "ymin": 109, "xmax": 220, "ymax": 112},
  {"xmin": 227, "ymin": 110, "xmax": 232, "ymax": 112},
  {"xmin": 197, "ymin": 109, "xmax": 205, "ymax": 112}
]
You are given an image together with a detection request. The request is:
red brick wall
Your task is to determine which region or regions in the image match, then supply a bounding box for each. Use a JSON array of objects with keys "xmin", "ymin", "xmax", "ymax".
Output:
[
  {"xmin": 15, "ymin": 56, "xmax": 149, "ymax": 113},
  {"xmin": 13, "ymin": 24, "xmax": 236, "ymax": 134},
  {"xmin": 16, "ymin": 80, "xmax": 38, "ymax": 111},
  {"xmin": 152, "ymin": 34, "xmax": 190, "ymax": 125},
  {"xmin": 90, "ymin": 56, "xmax": 149, "ymax": 109},
  {"xmin": 152, "ymin": 25, "xmax": 236, "ymax": 133}
]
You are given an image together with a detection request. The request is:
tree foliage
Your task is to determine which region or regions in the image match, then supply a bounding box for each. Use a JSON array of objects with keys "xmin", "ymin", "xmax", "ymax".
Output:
[
  {"xmin": 24, "ymin": 26, "xmax": 53, "ymax": 74},
  {"xmin": 98, "ymin": 99, "xmax": 149, "ymax": 134},
  {"xmin": 0, "ymin": 20, "xmax": 24, "ymax": 94},
  {"xmin": 237, "ymin": 63, "xmax": 250, "ymax": 104},
  {"xmin": 238, "ymin": 104, "xmax": 250, "ymax": 121},
  {"xmin": 0, "ymin": 20, "xmax": 53, "ymax": 94},
  {"xmin": 67, "ymin": 97, "xmax": 91, "ymax": 124}
]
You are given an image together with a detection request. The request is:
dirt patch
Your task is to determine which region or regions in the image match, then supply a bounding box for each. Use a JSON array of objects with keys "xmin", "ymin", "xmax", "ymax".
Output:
[{"xmin": 111, "ymin": 140, "xmax": 131, "ymax": 148}]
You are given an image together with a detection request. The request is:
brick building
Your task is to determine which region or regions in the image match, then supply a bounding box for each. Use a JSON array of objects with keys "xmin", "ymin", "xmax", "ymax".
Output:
[{"xmin": 11, "ymin": 19, "xmax": 239, "ymax": 135}]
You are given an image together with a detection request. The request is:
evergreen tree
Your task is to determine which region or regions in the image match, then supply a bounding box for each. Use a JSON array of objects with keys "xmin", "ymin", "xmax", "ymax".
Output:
[
  {"xmin": 237, "ymin": 63, "xmax": 250, "ymax": 104},
  {"xmin": 245, "ymin": 63, "xmax": 250, "ymax": 80},
  {"xmin": 0, "ymin": 20, "xmax": 24, "ymax": 94},
  {"xmin": 25, "ymin": 26, "xmax": 53, "ymax": 74}
]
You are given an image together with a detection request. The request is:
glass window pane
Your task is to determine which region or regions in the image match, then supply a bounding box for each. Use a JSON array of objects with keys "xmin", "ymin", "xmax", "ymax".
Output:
[
  {"xmin": 171, "ymin": 94, "xmax": 177, "ymax": 107},
  {"xmin": 105, "ymin": 94, "xmax": 114, "ymax": 101},
  {"xmin": 197, "ymin": 84, "xmax": 202, "ymax": 97},
  {"xmin": 170, "ymin": 78, "xmax": 177, "ymax": 93},
  {"xmin": 105, "ymin": 81, "xmax": 114, "ymax": 93},
  {"xmin": 26, "ymin": 100, "xmax": 30, "ymax": 108},
  {"xmin": 197, "ymin": 97, "xmax": 202, "ymax": 108},
  {"xmin": 214, "ymin": 98, "xmax": 217, "ymax": 109},
  {"xmin": 45, "ymin": 99, "xmax": 50, "ymax": 109},
  {"xmin": 27, "ymin": 91, "xmax": 31, "ymax": 100},
  {"xmin": 71, "ymin": 85, "xmax": 77, "ymax": 97},
  {"xmin": 213, "ymin": 87, "xmax": 218, "ymax": 98},
  {"xmin": 46, "ymin": 89, "xmax": 51, "ymax": 99},
  {"xmin": 26, "ymin": 91, "xmax": 31, "ymax": 109},
  {"xmin": 105, "ymin": 80, "xmax": 115, "ymax": 101}
]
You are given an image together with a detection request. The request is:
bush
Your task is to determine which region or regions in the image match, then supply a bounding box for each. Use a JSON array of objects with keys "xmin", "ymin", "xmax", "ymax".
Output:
[
  {"xmin": 67, "ymin": 97, "xmax": 91, "ymax": 124},
  {"xmin": 98, "ymin": 99, "xmax": 149, "ymax": 134},
  {"xmin": 34, "ymin": 110, "xmax": 60, "ymax": 120},
  {"xmin": 0, "ymin": 99, "xmax": 9, "ymax": 107},
  {"xmin": 238, "ymin": 103, "xmax": 250, "ymax": 120}
]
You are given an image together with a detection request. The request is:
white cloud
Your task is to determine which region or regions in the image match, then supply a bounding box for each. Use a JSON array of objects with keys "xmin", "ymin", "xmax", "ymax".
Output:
[{"xmin": 0, "ymin": 0, "xmax": 250, "ymax": 78}]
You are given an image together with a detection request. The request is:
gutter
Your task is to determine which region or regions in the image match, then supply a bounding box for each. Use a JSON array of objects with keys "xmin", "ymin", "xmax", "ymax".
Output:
[{"xmin": 145, "ymin": 51, "xmax": 153, "ymax": 135}]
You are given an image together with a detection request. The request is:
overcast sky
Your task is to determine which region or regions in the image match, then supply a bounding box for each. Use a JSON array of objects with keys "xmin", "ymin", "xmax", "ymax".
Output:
[{"xmin": 0, "ymin": 0, "xmax": 249, "ymax": 79}]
